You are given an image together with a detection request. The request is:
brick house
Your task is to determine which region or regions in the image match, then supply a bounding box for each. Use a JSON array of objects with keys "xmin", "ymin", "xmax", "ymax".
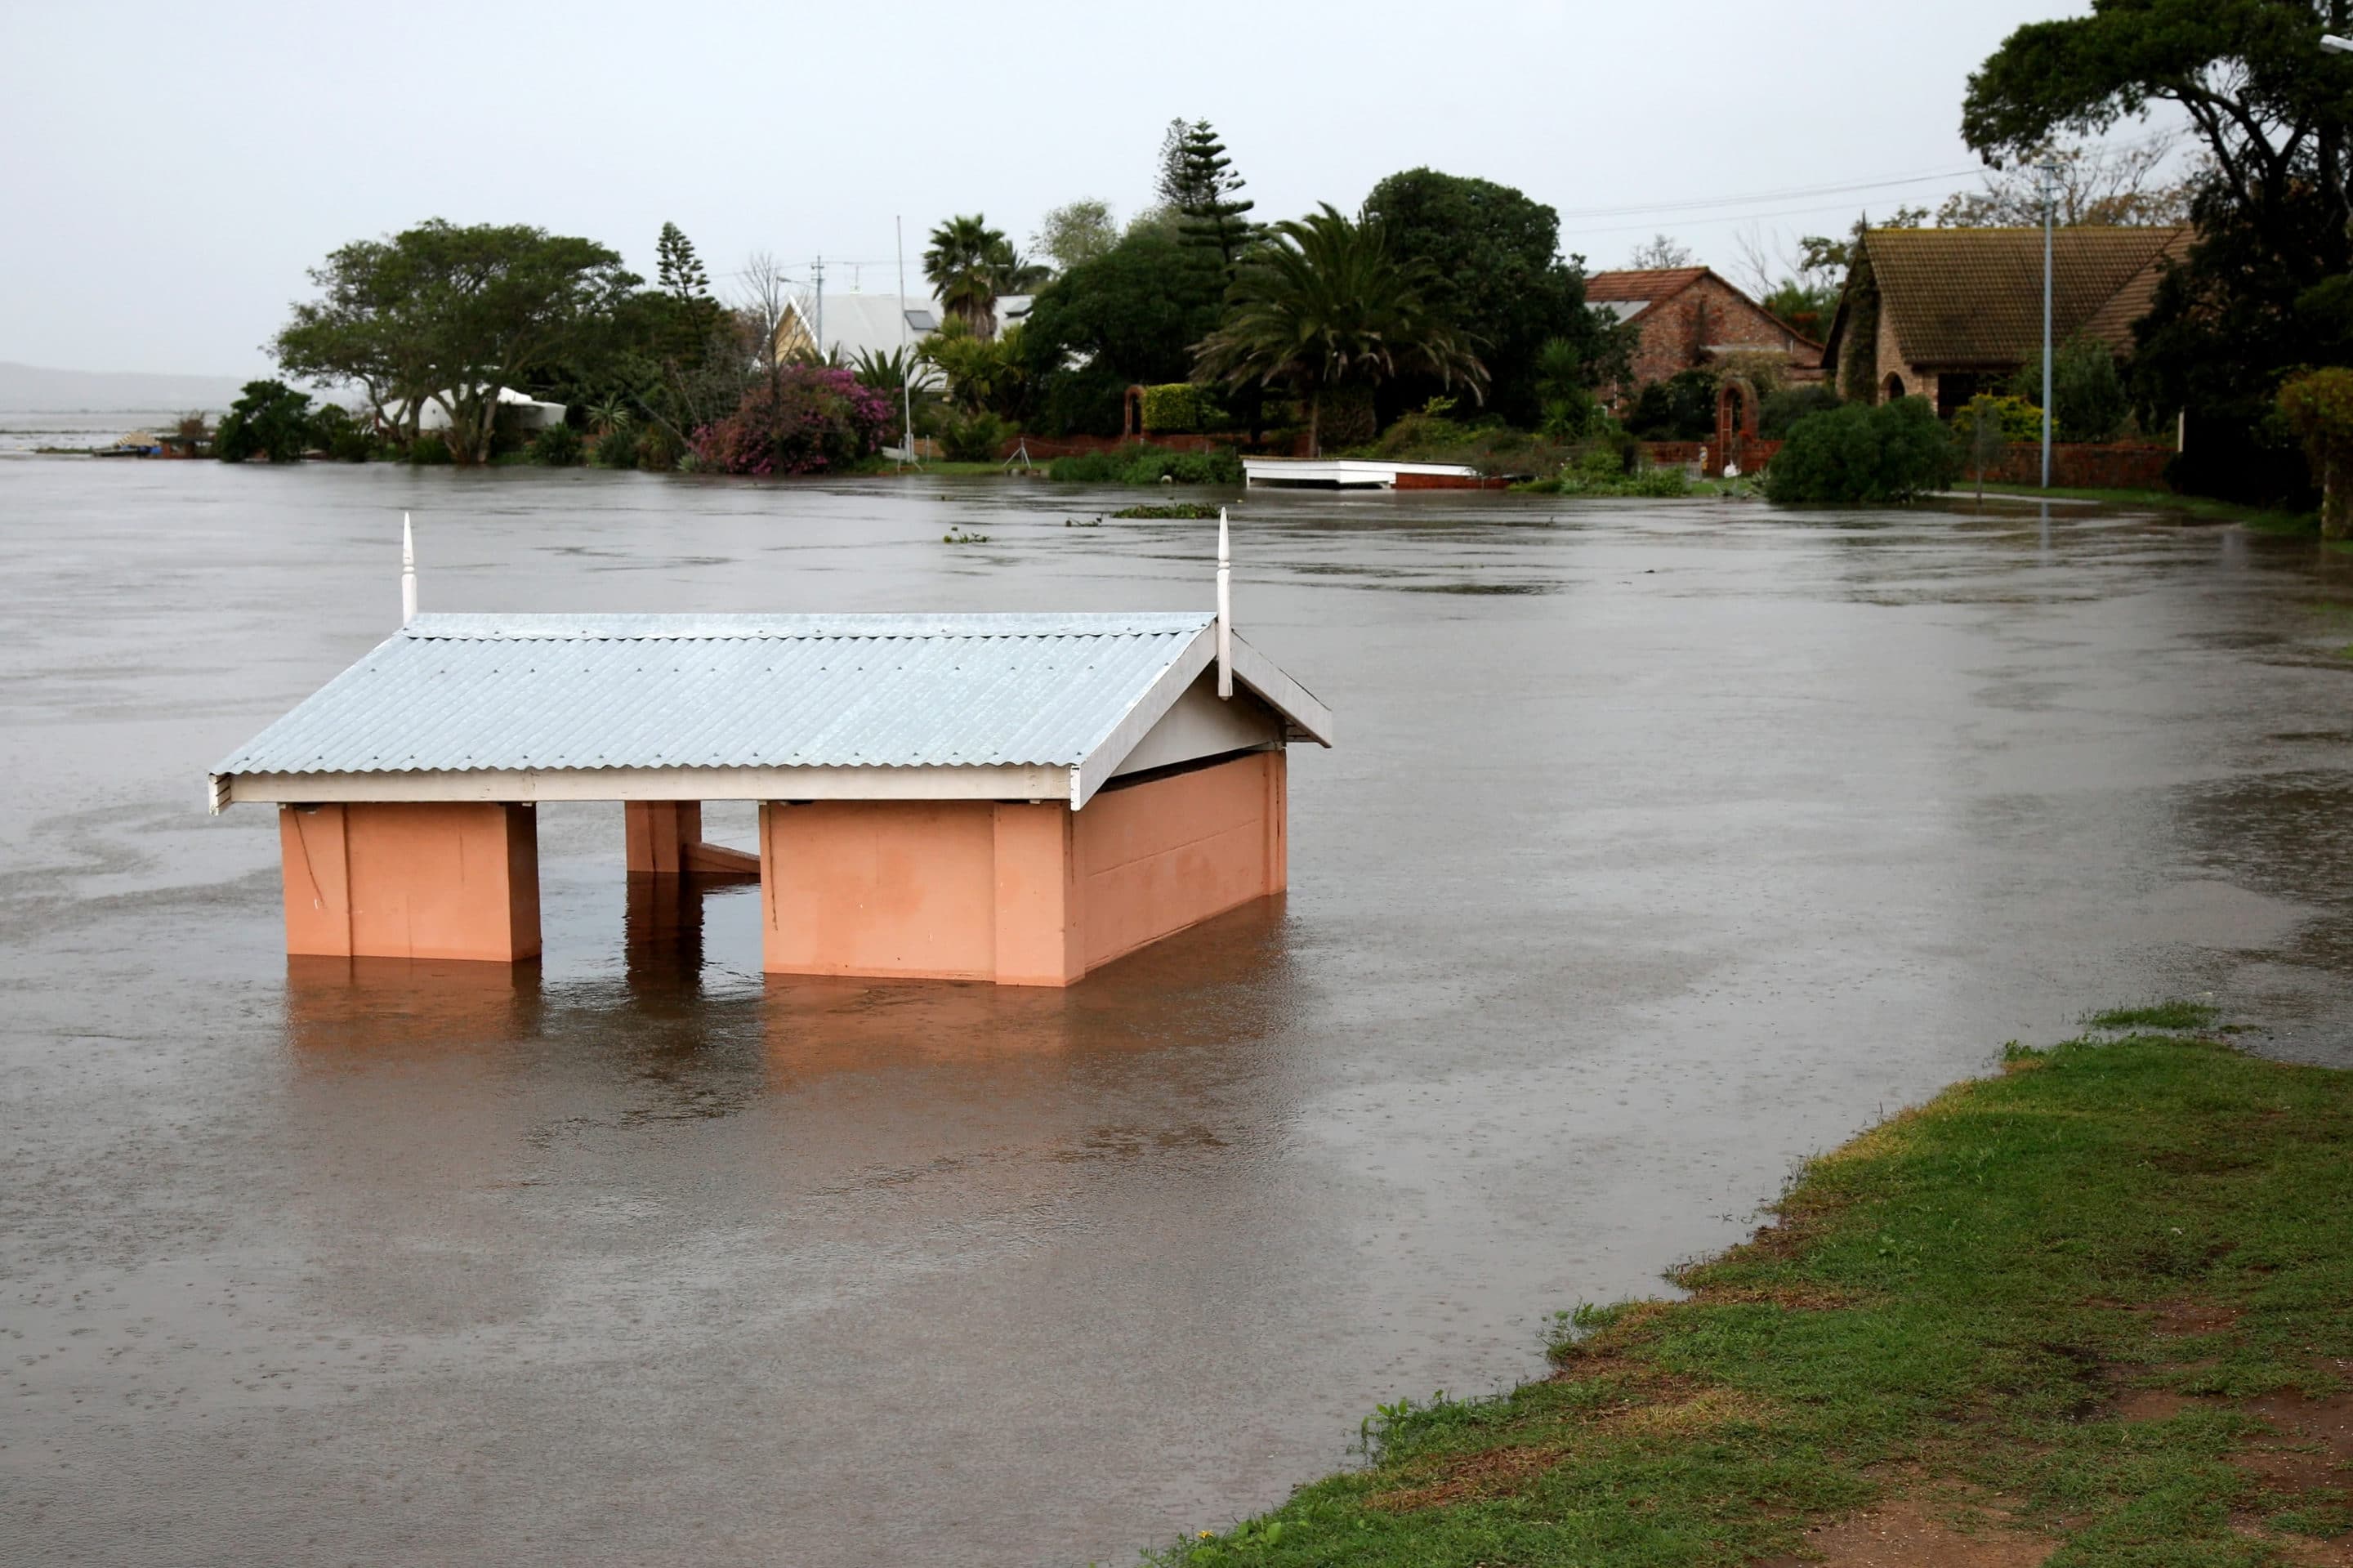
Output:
[
  {"xmin": 1584, "ymin": 267, "xmax": 1825, "ymax": 405},
  {"xmin": 1820, "ymin": 226, "xmax": 2190, "ymax": 415}
]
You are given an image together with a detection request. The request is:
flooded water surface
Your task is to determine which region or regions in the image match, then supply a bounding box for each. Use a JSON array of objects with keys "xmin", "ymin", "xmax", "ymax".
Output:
[{"xmin": 5, "ymin": 460, "xmax": 2351, "ymax": 1565}]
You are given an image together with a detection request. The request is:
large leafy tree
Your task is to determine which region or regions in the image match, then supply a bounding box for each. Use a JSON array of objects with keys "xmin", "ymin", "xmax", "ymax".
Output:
[
  {"xmin": 275, "ymin": 220, "xmax": 638, "ymax": 463},
  {"xmin": 1363, "ymin": 168, "xmax": 1629, "ymax": 427},
  {"xmin": 1031, "ymin": 199, "xmax": 1119, "ymax": 273},
  {"xmin": 1193, "ymin": 203, "xmax": 1487, "ymax": 456},
  {"xmin": 1020, "ymin": 226, "xmax": 1226, "ymax": 435},
  {"xmin": 1962, "ymin": 0, "xmax": 2353, "ymax": 500}
]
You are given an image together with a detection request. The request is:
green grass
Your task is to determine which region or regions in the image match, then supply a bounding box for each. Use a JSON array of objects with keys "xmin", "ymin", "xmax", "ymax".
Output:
[
  {"xmin": 879, "ymin": 459, "xmax": 1025, "ymax": 476},
  {"xmin": 2084, "ymin": 1000, "xmax": 2221, "ymax": 1033},
  {"xmin": 1965, "ymin": 482, "xmax": 2319, "ymax": 533},
  {"xmin": 1159, "ymin": 1010, "xmax": 2353, "ymax": 1566}
]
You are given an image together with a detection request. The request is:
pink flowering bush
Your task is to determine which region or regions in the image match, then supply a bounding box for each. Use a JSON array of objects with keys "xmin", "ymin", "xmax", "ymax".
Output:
[{"xmin": 691, "ymin": 367, "xmax": 896, "ymax": 476}]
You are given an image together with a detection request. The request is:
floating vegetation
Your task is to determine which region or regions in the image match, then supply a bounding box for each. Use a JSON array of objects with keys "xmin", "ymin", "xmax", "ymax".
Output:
[
  {"xmin": 941, "ymin": 529, "xmax": 991, "ymax": 545},
  {"xmin": 1062, "ymin": 517, "xmax": 1101, "ymax": 528},
  {"xmin": 1111, "ymin": 503, "xmax": 1221, "ymax": 520}
]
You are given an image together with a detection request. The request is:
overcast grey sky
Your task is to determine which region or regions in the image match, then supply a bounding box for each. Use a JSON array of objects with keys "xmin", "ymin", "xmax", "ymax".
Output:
[{"xmin": 1, "ymin": 0, "xmax": 2102, "ymax": 377}]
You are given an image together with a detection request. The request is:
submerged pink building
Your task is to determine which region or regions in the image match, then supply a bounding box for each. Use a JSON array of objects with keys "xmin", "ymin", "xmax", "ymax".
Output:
[{"xmin": 210, "ymin": 530, "xmax": 1333, "ymax": 986}]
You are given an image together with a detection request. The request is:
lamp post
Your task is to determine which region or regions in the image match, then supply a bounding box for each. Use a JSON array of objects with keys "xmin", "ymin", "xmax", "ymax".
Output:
[{"xmin": 2040, "ymin": 160, "xmax": 2061, "ymax": 490}]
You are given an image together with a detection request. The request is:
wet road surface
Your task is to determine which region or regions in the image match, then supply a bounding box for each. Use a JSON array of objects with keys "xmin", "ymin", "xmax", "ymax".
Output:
[{"xmin": 4, "ymin": 461, "xmax": 2351, "ymax": 1565}]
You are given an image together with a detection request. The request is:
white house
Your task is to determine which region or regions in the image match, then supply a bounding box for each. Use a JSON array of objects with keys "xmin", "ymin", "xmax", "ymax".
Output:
[{"xmin": 773, "ymin": 292, "xmax": 1038, "ymax": 368}]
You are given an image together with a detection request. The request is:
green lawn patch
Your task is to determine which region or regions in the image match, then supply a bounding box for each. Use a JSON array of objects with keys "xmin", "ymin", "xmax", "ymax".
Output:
[
  {"xmin": 1966, "ymin": 483, "xmax": 2320, "ymax": 534},
  {"xmin": 1112, "ymin": 503, "xmax": 1222, "ymax": 520},
  {"xmin": 1159, "ymin": 1009, "xmax": 2353, "ymax": 1566}
]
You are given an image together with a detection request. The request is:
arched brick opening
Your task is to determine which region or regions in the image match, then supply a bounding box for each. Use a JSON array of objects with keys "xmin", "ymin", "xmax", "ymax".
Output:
[
  {"xmin": 1122, "ymin": 385, "xmax": 1145, "ymax": 440},
  {"xmin": 1882, "ymin": 373, "xmax": 1906, "ymax": 404},
  {"xmin": 1711, "ymin": 375, "xmax": 1760, "ymax": 477}
]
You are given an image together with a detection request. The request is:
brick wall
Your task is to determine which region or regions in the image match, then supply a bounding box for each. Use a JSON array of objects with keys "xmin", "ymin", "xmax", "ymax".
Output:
[
  {"xmin": 1963, "ymin": 443, "xmax": 2174, "ymax": 489},
  {"xmin": 1639, "ymin": 440, "xmax": 1784, "ymax": 475},
  {"xmin": 1610, "ymin": 276, "xmax": 1826, "ymax": 402},
  {"xmin": 996, "ymin": 431, "xmax": 1314, "ymax": 462}
]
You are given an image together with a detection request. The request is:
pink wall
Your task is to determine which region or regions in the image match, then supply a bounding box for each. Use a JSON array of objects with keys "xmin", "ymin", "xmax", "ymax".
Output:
[
  {"xmin": 758, "ymin": 752, "xmax": 1288, "ymax": 987},
  {"xmin": 279, "ymin": 802, "xmax": 540, "ymax": 963}
]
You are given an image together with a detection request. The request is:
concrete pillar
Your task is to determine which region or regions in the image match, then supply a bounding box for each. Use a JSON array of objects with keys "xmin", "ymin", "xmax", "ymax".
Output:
[
  {"xmin": 626, "ymin": 801, "xmax": 698, "ymax": 873},
  {"xmin": 626, "ymin": 801, "xmax": 761, "ymax": 876},
  {"xmin": 991, "ymin": 803, "xmax": 1083, "ymax": 987},
  {"xmin": 279, "ymin": 802, "xmax": 539, "ymax": 963},
  {"xmin": 1263, "ymin": 748, "xmax": 1288, "ymax": 896}
]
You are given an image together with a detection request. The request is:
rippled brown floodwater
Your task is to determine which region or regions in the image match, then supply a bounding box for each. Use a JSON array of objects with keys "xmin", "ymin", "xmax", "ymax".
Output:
[{"xmin": 3, "ymin": 461, "xmax": 2351, "ymax": 1565}]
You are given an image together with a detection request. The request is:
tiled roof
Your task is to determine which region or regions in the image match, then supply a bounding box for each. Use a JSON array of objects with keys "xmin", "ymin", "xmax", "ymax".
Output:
[
  {"xmin": 1583, "ymin": 267, "xmax": 1708, "ymax": 307},
  {"xmin": 1866, "ymin": 226, "xmax": 2190, "ymax": 369}
]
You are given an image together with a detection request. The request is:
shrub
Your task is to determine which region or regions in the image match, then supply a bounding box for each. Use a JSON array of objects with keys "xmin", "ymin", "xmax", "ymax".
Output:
[
  {"xmin": 937, "ymin": 410, "xmax": 1014, "ymax": 462},
  {"xmin": 2011, "ymin": 336, "xmax": 2129, "ymax": 444},
  {"xmin": 1045, "ymin": 442, "xmax": 1242, "ymax": 485},
  {"xmin": 1765, "ymin": 397, "xmax": 1955, "ymax": 504},
  {"xmin": 1047, "ymin": 449, "xmax": 1127, "ymax": 482},
  {"xmin": 2279, "ymin": 367, "xmax": 2353, "ymax": 538},
  {"xmin": 1031, "ymin": 360, "xmax": 1129, "ymax": 438},
  {"xmin": 1951, "ymin": 393, "xmax": 2046, "ymax": 445},
  {"xmin": 531, "ymin": 423, "xmax": 584, "ymax": 466},
  {"xmin": 692, "ymin": 366, "xmax": 895, "ymax": 476},
  {"xmin": 634, "ymin": 427, "xmax": 681, "ymax": 471},
  {"xmin": 1759, "ymin": 385, "xmax": 1840, "ymax": 440},
  {"xmin": 408, "ymin": 434, "xmax": 453, "ymax": 466},
  {"xmin": 1374, "ymin": 410, "xmax": 1467, "ymax": 456},
  {"xmin": 1626, "ymin": 369, "xmax": 1718, "ymax": 441},
  {"xmin": 592, "ymin": 427, "xmax": 636, "ymax": 469},
  {"xmin": 1123, "ymin": 444, "xmax": 1243, "ymax": 485},
  {"xmin": 215, "ymin": 379, "xmax": 315, "ymax": 463}
]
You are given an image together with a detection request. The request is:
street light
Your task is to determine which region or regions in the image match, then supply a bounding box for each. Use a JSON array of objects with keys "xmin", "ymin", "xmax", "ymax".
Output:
[{"xmin": 2040, "ymin": 162, "xmax": 2056, "ymax": 488}]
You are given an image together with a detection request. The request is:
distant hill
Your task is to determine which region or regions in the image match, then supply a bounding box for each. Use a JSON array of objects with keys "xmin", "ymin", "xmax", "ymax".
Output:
[{"xmin": 0, "ymin": 360, "xmax": 261, "ymax": 413}]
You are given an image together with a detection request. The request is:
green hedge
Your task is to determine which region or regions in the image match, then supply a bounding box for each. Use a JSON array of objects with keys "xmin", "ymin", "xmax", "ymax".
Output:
[{"xmin": 1140, "ymin": 383, "xmax": 1218, "ymax": 434}]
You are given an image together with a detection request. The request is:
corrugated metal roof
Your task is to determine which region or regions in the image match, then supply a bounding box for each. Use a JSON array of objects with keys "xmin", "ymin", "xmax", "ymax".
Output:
[{"xmin": 216, "ymin": 612, "xmax": 1219, "ymax": 775}]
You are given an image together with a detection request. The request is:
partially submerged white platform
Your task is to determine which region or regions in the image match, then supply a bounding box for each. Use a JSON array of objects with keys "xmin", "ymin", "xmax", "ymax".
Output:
[{"xmin": 1243, "ymin": 458, "xmax": 1481, "ymax": 489}]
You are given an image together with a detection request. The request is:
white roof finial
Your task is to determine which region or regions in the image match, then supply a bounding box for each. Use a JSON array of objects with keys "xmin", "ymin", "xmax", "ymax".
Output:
[
  {"xmin": 1216, "ymin": 507, "xmax": 1232, "ymax": 700},
  {"xmin": 401, "ymin": 513, "xmax": 417, "ymax": 626}
]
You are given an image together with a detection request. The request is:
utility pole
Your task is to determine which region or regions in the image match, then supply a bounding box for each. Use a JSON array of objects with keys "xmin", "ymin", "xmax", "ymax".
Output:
[
  {"xmin": 812, "ymin": 254, "xmax": 825, "ymax": 361},
  {"xmin": 2040, "ymin": 161, "xmax": 2059, "ymax": 491}
]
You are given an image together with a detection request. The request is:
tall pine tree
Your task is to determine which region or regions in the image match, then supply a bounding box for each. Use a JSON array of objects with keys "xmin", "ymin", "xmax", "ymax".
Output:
[
  {"xmin": 655, "ymin": 221, "xmax": 712, "ymax": 303},
  {"xmin": 1155, "ymin": 120, "xmax": 1257, "ymax": 275}
]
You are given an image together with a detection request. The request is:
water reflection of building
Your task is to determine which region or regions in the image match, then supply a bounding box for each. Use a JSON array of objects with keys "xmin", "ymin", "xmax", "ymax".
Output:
[
  {"xmin": 761, "ymin": 896, "xmax": 1293, "ymax": 1082},
  {"xmin": 282, "ymin": 953, "xmax": 545, "ymax": 1061}
]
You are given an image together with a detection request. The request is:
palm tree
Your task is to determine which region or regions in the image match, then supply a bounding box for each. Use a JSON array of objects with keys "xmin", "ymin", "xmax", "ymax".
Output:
[
  {"xmin": 586, "ymin": 395, "xmax": 632, "ymax": 437},
  {"xmin": 925, "ymin": 215, "xmax": 1051, "ymax": 340},
  {"xmin": 1192, "ymin": 203, "xmax": 1486, "ymax": 456},
  {"xmin": 925, "ymin": 215, "xmax": 1009, "ymax": 339}
]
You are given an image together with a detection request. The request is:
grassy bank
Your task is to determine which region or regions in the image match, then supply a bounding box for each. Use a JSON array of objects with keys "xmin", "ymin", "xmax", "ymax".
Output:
[
  {"xmin": 1962, "ymin": 482, "xmax": 2320, "ymax": 534},
  {"xmin": 1164, "ymin": 1006, "xmax": 2352, "ymax": 1566}
]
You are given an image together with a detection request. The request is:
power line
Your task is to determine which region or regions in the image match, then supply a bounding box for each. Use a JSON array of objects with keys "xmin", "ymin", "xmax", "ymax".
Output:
[{"xmin": 1552, "ymin": 167, "xmax": 1984, "ymax": 222}]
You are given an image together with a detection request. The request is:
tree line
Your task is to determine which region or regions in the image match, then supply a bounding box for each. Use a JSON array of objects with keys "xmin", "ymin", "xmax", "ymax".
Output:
[{"xmin": 249, "ymin": 116, "xmax": 1636, "ymax": 473}]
